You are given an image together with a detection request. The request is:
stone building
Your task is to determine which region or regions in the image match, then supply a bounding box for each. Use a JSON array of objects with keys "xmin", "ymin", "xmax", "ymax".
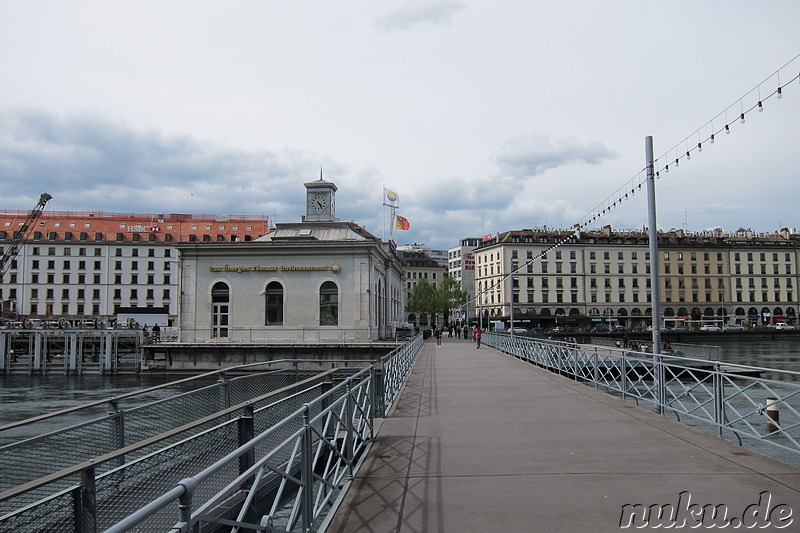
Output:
[
  {"xmin": 177, "ymin": 178, "xmax": 405, "ymax": 343},
  {"xmin": 473, "ymin": 227, "xmax": 800, "ymax": 330}
]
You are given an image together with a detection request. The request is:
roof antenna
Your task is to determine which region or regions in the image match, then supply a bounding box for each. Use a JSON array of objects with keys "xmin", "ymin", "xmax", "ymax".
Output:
[{"xmin": 320, "ymin": 165, "xmax": 323, "ymax": 181}]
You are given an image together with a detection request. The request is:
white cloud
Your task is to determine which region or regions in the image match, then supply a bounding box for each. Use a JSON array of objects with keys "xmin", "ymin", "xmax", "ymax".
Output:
[
  {"xmin": 375, "ymin": 1, "xmax": 466, "ymax": 31},
  {"xmin": 493, "ymin": 134, "xmax": 617, "ymax": 179}
]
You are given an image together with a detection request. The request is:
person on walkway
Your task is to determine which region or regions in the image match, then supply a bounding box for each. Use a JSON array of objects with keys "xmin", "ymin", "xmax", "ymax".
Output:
[
  {"xmin": 464, "ymin": 324, "xmax": 470, "ymax": 340},
  {"xmin": 152, "ymin": 323, "xmax": 161, "ymax": 342},
  {"xmin": 435, "ymin": 324, "xmax": 442, "ymax": 347},
  {"xmin": 474, "ymin": 326, "xmax": 482, "ymax": 349}
]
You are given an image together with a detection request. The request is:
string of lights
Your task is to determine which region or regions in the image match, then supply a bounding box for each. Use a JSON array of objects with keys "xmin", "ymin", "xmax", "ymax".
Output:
[{"xmin": 453, "ymin": 53, "xmax": 800, "ymax": 323}]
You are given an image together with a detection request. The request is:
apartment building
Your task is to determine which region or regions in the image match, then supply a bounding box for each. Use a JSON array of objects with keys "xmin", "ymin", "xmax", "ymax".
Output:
[
  {"xmin": 473, "ymin": 227, "xmax": 799, "ymax": 330},
  {"xmin": 0, "ymin": 211, "xmax": 269, "ymax": 324},
  {"xmin": 396, "ymin": 248, "xmax": 448, "ymax": 328}
]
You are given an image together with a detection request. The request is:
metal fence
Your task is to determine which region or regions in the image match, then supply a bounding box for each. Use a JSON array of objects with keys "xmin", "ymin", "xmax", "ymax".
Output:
[
  {"xmin": 169, "ymin": 327, "xmax": 413, "ymax": 345},
  {"xmin": 0, "ymin": 329, "xmax": 144, "ymax": 374},
  {"xmin": 484, "ymin": 333, "xmax": 800, "ymax": 468},
  {"xmin": 0, "ymin": 334, "xmax": 423, "ymax": 532}
]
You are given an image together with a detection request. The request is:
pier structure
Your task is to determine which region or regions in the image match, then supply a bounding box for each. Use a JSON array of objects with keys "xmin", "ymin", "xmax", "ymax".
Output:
[
  {"xmin": 2, "ymin": 333, "xmax": 800, "ymax": 531},
  {"xmin": 327, "ymin": 335, "xmax": 800, "ymax": 532}
]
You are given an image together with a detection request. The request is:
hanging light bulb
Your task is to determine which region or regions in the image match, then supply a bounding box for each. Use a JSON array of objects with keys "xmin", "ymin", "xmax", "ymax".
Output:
[
  {"xmin": 665, "ymin": 164, "xmax": 669, "ymax": 173},
  {"xmin": 710, "ymin": 133, "xmax": 715, "ymax": 144},
  {"xmin": 777, "ymin": 87, "xmax": 783, "ymax": 99},
  {"xmin": 740, "ymin": 112, "xmax": 746, "ymax": 124},
  {"xmin": 757, "ymin": 101, "xmax": 764, "ymax": 112},
  {"xmin": 675, "ymin": 158, "xmax": 679, "ymax": 167},
  {"xmin": 697, "ymin": 143, "xmax": 702, "ymax": 152},
  {"xmin": 725, "ymin": 124, "xmax": 731, "ymax": 134},
  {"xmin": 686, "ymin": 151, "xmax": 691, "ymax": 160}
]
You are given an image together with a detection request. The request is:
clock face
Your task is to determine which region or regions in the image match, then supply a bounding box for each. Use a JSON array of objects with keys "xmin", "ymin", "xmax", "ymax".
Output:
[{"xmin": 310, "ymin": 193, "xmax": 329, "ymax": 213}]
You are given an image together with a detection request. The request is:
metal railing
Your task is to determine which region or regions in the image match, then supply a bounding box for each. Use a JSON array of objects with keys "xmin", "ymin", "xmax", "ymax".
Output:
[
  {"xmin": 167, "ymin": 327, "xmax": 411, "ymax": 345},
  {"xmin": 1, "ymin": 328, "xmax": 144, "ymax": 375},
  {"xmin": 589, "ymin": 337, "xmax": 725, "ymax": 360},
  {"xmin": 0, "ymin": 334, "xmax": 423, "ymax": 532},
  {"xmin": 484, "ymin": 333, "xmax": 800, "ymax": 468}
]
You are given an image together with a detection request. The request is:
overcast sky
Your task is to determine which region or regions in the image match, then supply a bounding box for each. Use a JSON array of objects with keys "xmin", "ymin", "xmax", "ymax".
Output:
[{"xmin": 1, "ymin": 1, "xmax": 799, "ymax": 250}]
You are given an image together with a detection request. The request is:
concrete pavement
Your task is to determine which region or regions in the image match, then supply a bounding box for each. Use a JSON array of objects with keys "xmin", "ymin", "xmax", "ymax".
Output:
[{"xmin": 325, "ymin": 336, "xmax": 800, "ymax": 532}]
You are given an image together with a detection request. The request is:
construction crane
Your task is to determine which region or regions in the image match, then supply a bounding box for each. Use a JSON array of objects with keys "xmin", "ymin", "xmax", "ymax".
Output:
[{"xmin": 0, "ymin": 193, "xmax": 53, "ymax": 278}]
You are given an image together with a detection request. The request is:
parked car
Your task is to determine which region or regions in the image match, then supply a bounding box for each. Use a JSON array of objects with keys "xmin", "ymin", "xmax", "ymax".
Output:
[
  {"xmin": 723, "ymin": 324, "xmax": 744, "ymax": 332},
  {"xmin": 700, "ymin": 324, "xmax": 721, "ymax": 331},
  {"xmin": 775, "ymin": 323, "xmax": 796, "ymax": 330}
]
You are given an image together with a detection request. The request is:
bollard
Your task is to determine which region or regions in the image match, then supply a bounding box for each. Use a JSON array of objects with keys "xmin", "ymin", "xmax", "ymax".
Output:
[{"xmin": 765, "ymin": 398, "xmax": 780, "ymax": 433}]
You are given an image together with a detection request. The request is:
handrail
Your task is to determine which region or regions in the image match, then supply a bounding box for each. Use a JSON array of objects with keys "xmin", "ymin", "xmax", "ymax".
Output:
[
  {"xmin": 484, "ymin": 332, "xmax": 800, "ymax": 466},
  {"xmin": 0, "ymin": 334, "xmax": 424, "ymax": 532},
  {"xmin": 0, "ymin": 370, "xmax": 338, "ymax": 503}
]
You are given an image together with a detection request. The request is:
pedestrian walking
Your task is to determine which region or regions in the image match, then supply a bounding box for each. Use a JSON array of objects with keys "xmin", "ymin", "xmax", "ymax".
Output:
[
  {"xmin": 474, "ymin": 326, "xmax": 482, "ymax": 349},
  {"xmin": 435, "ymin": 324, "xmax": 442, "ymax": 347}
]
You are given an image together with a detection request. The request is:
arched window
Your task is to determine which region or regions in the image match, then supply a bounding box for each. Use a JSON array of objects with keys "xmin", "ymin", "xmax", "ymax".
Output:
[
  {"xmin": 265, "ymin": 281, "xmax": 284, "ymax": 326},
  {"xmin": 211, "ymin": 282, "xmax": 230, "ymax": 338},
  {"xmin": 320, "ymin": 281, "xmax": 339, "ymax": 326}
]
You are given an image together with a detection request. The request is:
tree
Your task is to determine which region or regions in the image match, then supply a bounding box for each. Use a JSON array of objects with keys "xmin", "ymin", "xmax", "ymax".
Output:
[
  {"xmin": 407, "ymin": 277, "xmax": 470, "ymax": 327},
  {"xmin": 438, "ymin": 276, "xmax": 469, "ymax": 324},
  {"xmin": 406, "ymin": 278, "xmax": 437, "ymax": 325}
]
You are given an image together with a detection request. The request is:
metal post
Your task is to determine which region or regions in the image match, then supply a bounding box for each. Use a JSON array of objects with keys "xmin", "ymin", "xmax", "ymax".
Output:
[
  {"xmin": 369, "ymin": 364, "xmax": 378, "ymax": 435},
  {"xmin": 75, "ymin": 465, "xmax": 97, "ymax": 533},
  {"xmin": 345, "ymin": 381, "xmax": 356, "ymax": 478},
  {"xmin": 509, "ymin": 256, "xmax": 514, "ymax": 336},
  {"xmin": 238, "ymin": 404, "xmax": 255, "ymax": 477},
  {"xmin": 33, "ymin": 332, "xmax": 43, "ymax": 375},
  {"xmin": 301, "ymin": 407, "xmax": 314, "ymax": 532},
  {"xmin": 0, "ymin": 332, "xmax": 7, "ymax": 373},
  {"xmin": 645, "ymin": 136, "xmax": 662, "ymax": 354},
  {"xmin": 713, "ymin": 361, "xmax": 724, "ymax": 437}
]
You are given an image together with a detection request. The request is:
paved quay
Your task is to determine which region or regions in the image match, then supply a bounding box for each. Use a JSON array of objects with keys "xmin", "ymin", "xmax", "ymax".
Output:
[{"xmin": 326, "ymin": 336, "xmax": 800, "ymax": 532}]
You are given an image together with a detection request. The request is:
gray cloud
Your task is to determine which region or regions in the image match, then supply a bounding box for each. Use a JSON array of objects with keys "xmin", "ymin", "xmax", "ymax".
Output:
[
  {"xmin": 375, "ymin": 1, "xmax": 466, "ymax": 31},
  {"xmin": 493, "ymin": 133, "xmax": 617, "ymax": 179},
  {"xmin": 0, "ymin": 110, "xmax": 321, "ymax": 216}
]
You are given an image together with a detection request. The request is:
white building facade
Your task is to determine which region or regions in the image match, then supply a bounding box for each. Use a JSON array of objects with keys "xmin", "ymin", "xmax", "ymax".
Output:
[
  {"xmin": 474, "ymin": 227, "xmax": 800, "ymax": 330},
  {"xmin": 177, "ymin": 179, "xmax": 405, "ymax": 343}
]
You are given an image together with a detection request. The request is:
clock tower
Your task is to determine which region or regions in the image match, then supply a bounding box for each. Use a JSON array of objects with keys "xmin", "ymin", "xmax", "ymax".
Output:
[{"xmin": 304, "ymin": 173, "xmax": 338, "ymax": 222}]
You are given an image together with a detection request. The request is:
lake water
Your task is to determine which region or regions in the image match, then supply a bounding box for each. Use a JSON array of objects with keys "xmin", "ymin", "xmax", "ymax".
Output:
[{"xmin": 2, "ymin": 338, "xmax": 800, "ymax": 427}]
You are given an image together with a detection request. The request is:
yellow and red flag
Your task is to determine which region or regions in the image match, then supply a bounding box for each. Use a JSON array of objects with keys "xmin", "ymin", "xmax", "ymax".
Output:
[{"xmin": 395, "ymin": 215, "xmax": 410, "ymax": 230}]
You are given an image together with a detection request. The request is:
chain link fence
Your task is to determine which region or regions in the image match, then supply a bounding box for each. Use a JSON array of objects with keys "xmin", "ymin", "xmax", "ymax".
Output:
[
  {"xmin": 0, "ymin": 336, "xmax": 424, "ymax": 532},
  {"xmin": 485, "ymin": 332, "xmax": 800, "ymax": 467}
]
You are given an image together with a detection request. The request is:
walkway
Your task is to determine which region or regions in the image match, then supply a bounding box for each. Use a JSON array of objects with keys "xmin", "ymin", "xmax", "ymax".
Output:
[{"xmin": 326, "ymin": 336, "xmax": 800, "ymax": 532}]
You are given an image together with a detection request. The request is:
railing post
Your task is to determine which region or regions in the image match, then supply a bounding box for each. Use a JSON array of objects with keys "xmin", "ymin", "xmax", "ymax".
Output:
[
  {"xmin": 593, "ymin": 348, "xmax": 599, "ymax": 388},
  {"xmin": 108, "ymin": 399, "xmax": 126, "ymax": 463},
  {"xmin": 369, "ymin": 365, "xmax": 377, "ymax": 438},
  {"xmin": 0, "ymin": 332, "xmax": 7, "ymax": 374},
  {"xmin": 301, "ymin": 406, "xmax": 314, "ymax": 532},
  {"xmin": 655, "ymin": 354, "xmax": 665, "ymax": 415},
  {"xmin": 620, "ymin": 354, "xmax": 628, "ymax": 400},
  {"xmin": 73, "ymin": 465, "xmax": 97, "ymax": 533},
  {"xmin": 217, "ymin": 372, "xmax": 230, "ymax": 411},
  {"xmin": 238, "ymin": 404, "xmax": 255, "ymax": 476},
  {"xmin": 345, "ymin": 380, "xmax": 356, "ymax": 479},
  {"xmin": 713, "ymin": 361, "xmax": 724, "ymax": 438},
  {"xmin": 177, "ymin": 478, "xmax": 198, "ymax": 532}
]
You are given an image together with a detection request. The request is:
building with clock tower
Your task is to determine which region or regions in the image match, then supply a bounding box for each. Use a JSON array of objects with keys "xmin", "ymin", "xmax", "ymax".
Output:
[
  {"xmin": 174, "ymin": 176, "xmax": 405, "ymax": 350},
  {"xmin": 303, "ymin": 177, "xmax": 337, "ymax": 222}
]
